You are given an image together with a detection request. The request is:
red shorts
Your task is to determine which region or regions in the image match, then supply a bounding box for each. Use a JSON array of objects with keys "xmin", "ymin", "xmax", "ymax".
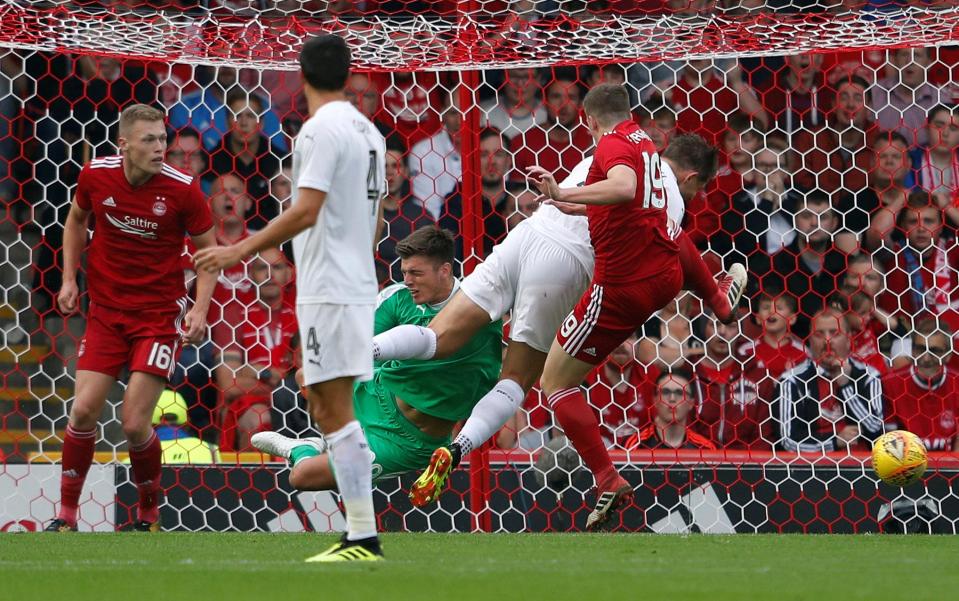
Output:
[
  {"xmin": 76, "ymin": 299, "xmax": 187, "ymax": 379},
  {"xmin": 557, "ymin": 264, "xmax": 682, "ymax": 365}
]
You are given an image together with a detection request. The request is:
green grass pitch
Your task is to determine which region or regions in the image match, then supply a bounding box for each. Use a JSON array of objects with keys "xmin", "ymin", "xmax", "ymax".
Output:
[{"xmin": 2, "ymin": 533, "xmax": 957, "ymax": 601}]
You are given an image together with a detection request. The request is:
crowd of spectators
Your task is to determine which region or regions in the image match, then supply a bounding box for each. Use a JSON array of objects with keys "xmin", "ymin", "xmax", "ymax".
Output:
[{"xmin": 7, "ymin": 20, "xmax": 959, "ymax": 454}]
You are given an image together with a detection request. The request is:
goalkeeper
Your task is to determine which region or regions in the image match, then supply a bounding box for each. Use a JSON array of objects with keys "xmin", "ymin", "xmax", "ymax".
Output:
[{"xmin": 251, "ymin": 227, "xmax": 502, "ymax": 489}]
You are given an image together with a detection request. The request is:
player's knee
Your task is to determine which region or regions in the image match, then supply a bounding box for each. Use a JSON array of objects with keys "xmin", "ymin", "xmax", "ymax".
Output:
[
  {"xmin": 68, "ymin": 402, "xmax": 101, "ymax": 430},
  {"xmin": 121, "ymin": 416, "xmax": 151, "ymax": 444}
]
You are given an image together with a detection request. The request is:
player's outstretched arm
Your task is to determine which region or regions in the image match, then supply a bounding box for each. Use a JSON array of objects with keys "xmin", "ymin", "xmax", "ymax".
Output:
[
  {"xmin": 58, "ymin": 198, "xmax": 91, "ymax": 315},
  {"xmin": 182, "ymin": 227, "xmax": 217, "ymax": 345},
  {"xmin": 528, "ymin": 164, "xmax": 636, "ymax": 206},
  {"xmin": 194, "ymin": 187, "xmax": 327, "ymax": 273}
]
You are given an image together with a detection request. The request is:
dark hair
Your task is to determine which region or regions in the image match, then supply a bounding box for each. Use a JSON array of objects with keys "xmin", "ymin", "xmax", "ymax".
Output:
[
  {"xmin": 727, "ymin": 111, "xmax": 766, "ymax": 138},
  {"xmin": 300, "ymin": 34, "xmax": 351, "ymax": 92},
  {"xmin": 927, "ymin": 104, "xmax": 956, "ymax": 124},
  {"xmin": 871, "ymin": 129, "xmax": 910, "ymax": 149},
  {"xmin": 662, "ymin": 133, "xmax": 719, "ymax": 184},
  {"xmin": 755, "ymin": 288, "xmax": 799, "ymax": 315},
  {"xmin": 834, "ymin": 75, "xmax": 873, "ymax": 105},
  {"xmin": 582, "ymin": 83, "xmax": 631, "ymax": 127},
  {"xmin": 479, "ymin": 126, "xmax": 505, "ymax": 146},
  {"xmin": 173, "ymin": 127, "xmax": 201, "ymax": 142},
  {"xmin": 655, "ymin": 367, "xmax": 694, "ymax": 387},
  {"xmin": 913, "ymin": 317, "xmax": 954, "ymax": 339},
  {"xmin": 395, "ymin": 227, "xmax": 455, "ymax": 266},
  {"xmin": 225, "ymin": 89, "xmax": 264, "ymax": 114}
]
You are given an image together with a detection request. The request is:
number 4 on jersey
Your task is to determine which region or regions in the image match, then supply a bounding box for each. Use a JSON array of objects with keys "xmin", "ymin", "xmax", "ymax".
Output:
[{"xmin": 306, "ymin": 327, "xmax": 321, "ymax": 356}]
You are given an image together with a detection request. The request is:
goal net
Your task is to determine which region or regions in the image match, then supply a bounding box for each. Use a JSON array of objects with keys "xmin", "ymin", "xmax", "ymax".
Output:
[{"xmin": 1, "ymin": 0, "xmax": 958, "ymax": 534}]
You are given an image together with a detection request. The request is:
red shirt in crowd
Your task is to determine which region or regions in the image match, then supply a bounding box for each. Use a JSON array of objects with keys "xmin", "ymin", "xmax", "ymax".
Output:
[
  {"xmin": 882, "ymin": 365, "xmax": 959, "ymax": 451},
  {"xmin": 510, "ymin": 124, "xmax": 592, "ymax": 185},
  {"xmin": 625, "ymin": 424, "xmax": 717, "ymax": 450},
  {"xmin": 76, "ymin": 157, "xmax": 213, "ymax": 310},
  {"xmin": 585, "ymin": 364, "xmax": 656, "ymax": 449},
  {"xmin": 670, "ymin": 72, "xmax": 743, "ymax": 145},
  {"xmin": 236, "ymin": 303, "xmax": 299, "ymax": 371},
  {"xmin": 692, "ymin": 362, "xmax": 769, "ymax": 449},
  {"xmin": 737, "ymin": 336, "xmax": 809, "ymax": 383},
  {"xmin": 884, "ymin": 240, "xmax": 959, "ymax": 332},
  {"xmin": 380, "ymin": 73, "xmax": 441, "ymax": 148}
]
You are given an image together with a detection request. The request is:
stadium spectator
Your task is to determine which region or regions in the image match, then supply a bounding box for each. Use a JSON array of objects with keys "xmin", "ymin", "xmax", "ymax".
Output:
[
  {"xmin": 883, "ymin": 318, "xmax": 959, "ymax": 452},
  {"xmin": 842, "ymin": 254, "xmax": 903, "ymax": 348},
  {"xmin": 439, "ymin": 127, "xmax": 512, "ymax": 259},
  {"xmin": 755, "ymin": 52, "xmax": 829, "ymax": 135},
  {"xmin": 151, "ymin": 390, "xmax": 220, "ymax": 464},
  {"xmin": 714, "ymin": 138, "xmax": 800, "ymax": 275},
  {"xmin": 344, "ymin": 72, "xmax": 394, "ymax": 141},
  {"xmin": 686, "ymin": 113, "xmax": 762, "ymax": 249},
  {"xmin": 381, "ymin": 71, "xmax": 442, "ymax": 148},
  {"xmin": 168, "ymin": 65, "xmax": 286, "ymax": 152},
  {"xmin": 829, "ymin": 289, "xmax": 890, "ymax": 375},
  {"xmin": 774, "ymin": 308, "xmax": 884, "ymax": 453},
  {"xmin": 410, "ymin": 89, "xmax": 463, "ymax": 219},
  {"xmin": 481, "ymin": 68, "xmax": 547, "ymax": 140},
  {"xmin": 882, "ymin": 191, "xmax": 959, "ymax": 331},
  {"xmin": 765, "ymin": 191, "xmax": 848, "ymax": 339},
  {"xmin": 693, "ymin": 315, "xmax": 769, "ymax": 449},
  {"xmin": 737, "ymin": 289, "xmax": 808, "ymax": 398},
  {"xmin": 912, "ymin": 104, "xmax": 959, "ymax": 206},
  {"xmin": 240, "ymin": 67, "xmax": 306, "ymax": 128},
  {"xmin": 216, "ymin": 248, "xmax": 298, "ymax": 451},
  {"xmin": 666, "ymin": 59, "xmax": 768, "ymax": 145},
  {"xmin": 625, "ymin": 368, "xmax": 716, "ymax": 450},
  {"xmin": 636, "ymin": 101, "xmax": 677, "ymax": 152},
  {"xmin": 637, "ymin": 293, "xmax": 703, "ymax": 371},
  {"xmin": 510, "ymin": 69, "xmax": 592, "ymax": 183},
  {"xmin": 378, "ymin": 142, "xmax": 435, "ymax": 283},
  {"xmin": 871, "ymin": 47, "xmax": 944, "ymax": 146},
  {"xmin": 851, "ymin": 131, "xmax": 914, "ymax": 246},
  {"xmin": 791, "ymin": 76, "xmax": 875, "ymax": 198},
  {"xmin": 209, "ymin": 173, "xmax": 252, "ymax": 247},
  {"xmin": 166, "ymin": 127, "xmax": 211, "ymax": 193},
  {"xmin": 209, "ymin": 91, "xmax": 282, "ymax": 228},
  {"xmin": 584, "ymin": 335, "xmax": 654, "ymax": 450}
]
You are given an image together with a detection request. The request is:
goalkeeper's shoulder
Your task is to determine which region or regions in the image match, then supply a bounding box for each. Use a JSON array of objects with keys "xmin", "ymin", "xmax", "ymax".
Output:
[{"xmin": 376, "ymin": 282, "xmax": 409, "ymax": 308}]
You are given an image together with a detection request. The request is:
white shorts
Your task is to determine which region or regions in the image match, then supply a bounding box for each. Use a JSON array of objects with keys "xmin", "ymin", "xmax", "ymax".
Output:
[
  {"xmin": 296, "ymin": 303, "xmax": 374, "ymax": 386},
  {"xmin": 460, "ymin": 221, "xmax": 591, "ymax": 353}
]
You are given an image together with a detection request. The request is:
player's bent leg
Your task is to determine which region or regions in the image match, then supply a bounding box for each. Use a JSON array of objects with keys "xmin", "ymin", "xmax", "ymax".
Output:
[
  {"xmin": 427, "ymin": 291, "xmax": 493, "ymax": 358},
  {"xmin": 47, "ymin": 370, "xmax": 115, "ymax": 531},
  {"xmin": 676, "ymin": 232, "xmax": 746, "ymax": 323},
  {"xmin": 122, "ymin": 371, "xmax": 168, "ymax": 530},
  {"xmin": 541, "ymin": 340, "xmax": 632, "ymax": 530},
  {"xmin": 289, "ymin": 454, "xmax": 337, "ymax": 491},
  {"xmin": 304, "ymin": 376, "xmax": 378, "ymax": 553}
]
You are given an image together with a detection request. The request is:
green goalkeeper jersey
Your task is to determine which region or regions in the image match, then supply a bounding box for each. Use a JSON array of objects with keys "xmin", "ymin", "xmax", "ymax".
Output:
[{"xmin": 373, "ymin": 281, "xmax": 503, "ymax": 422}]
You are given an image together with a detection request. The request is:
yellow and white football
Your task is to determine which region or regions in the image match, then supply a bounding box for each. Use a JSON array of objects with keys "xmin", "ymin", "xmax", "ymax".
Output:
[{"xmin": 872, "ymin": 430, "xmax": 928, "ymax": 487}]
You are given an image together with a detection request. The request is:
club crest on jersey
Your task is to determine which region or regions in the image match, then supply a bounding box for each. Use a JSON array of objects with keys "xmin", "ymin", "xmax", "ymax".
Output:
[{"xmin": 153, "ymin": 197, "xmax": 167, "ymax": 216}]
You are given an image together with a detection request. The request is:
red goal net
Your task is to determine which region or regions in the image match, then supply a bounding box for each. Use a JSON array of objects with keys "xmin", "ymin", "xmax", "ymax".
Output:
[{"xmin": 1, "ymin": 0, "xmax": 958, "ymax": 534}]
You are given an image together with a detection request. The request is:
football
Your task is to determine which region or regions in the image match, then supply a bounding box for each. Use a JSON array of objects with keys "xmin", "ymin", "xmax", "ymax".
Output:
[{"xmin": 872, "ymin": 430, "xmax": 928, "ymax": 487}]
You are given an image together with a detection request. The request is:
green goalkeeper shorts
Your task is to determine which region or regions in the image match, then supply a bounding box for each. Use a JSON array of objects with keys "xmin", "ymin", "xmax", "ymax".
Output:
[{"xmin": 351, "ymin": 378, "xmax": 451, "ymax": 481}]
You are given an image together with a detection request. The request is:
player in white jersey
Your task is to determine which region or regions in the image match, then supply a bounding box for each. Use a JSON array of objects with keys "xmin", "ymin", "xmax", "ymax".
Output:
[
  {"xmin": 195, "ymin": 35, "xmax": 386, "ymax": 562},
  {"xmin": 373, "ymin": 134, "xmax": 746, "ymax": 515}
]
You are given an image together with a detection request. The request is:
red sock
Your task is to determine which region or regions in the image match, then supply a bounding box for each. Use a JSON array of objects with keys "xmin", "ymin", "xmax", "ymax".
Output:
[
  {"xmin": 548, "ymin": 388, "xmax": 616, "ymax": 486},
  {"xmin": 129, "ymin": 431, "xmax": 162, "ymax": 524},
  {"xmin": 58, "ymin": 424, "xmax": 97, "ymax": 526},
  {"xmin": 677, "ymin": 230, "xmax": 729, "ymax": 319}
]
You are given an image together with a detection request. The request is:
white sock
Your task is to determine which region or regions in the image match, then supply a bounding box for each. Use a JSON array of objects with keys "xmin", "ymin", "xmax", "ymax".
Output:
[
  {"xmin": 372, "ymin": 324, "xmax": 437, "ymax": 361},
  {"xmin": 454, "ymin": 379, "xmax": 525, "ymax": 455},
  {"xmin": 325, "ymin": 421, "xmax": 377, "ymax": 541}
]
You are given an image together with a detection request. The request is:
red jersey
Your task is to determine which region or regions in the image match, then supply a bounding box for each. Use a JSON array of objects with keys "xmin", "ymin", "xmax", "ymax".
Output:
[
  {"xmin": 850, "ymin": 322, "xmax": 888, "ymax": 376},
  {"xmin": 883, "ymin": 366, "xmax": 959, "ymax": 452},
  {"xmin": 884, "ymin": 240, "xmax": 959, "ymax": 332},
  {"xmin": 737, "ymin": 336, "xmax": 808, "ymax": 381},
  {"xmin": 692, "ymin": 362, "xmax": 769, "ymax": 449},
  {"xmin": 76, "ymin": 157, "xmax": 213, "ymax": 310},
  {"xmin": 670, "ymin": 73, "xmax": 746, "ymax": 145},
  {"xmin": 236, "ymin": 303, "xmax": 299, "ymax": 372},
  {"xmin": 625, "ymin": 424, "xmax": 716, "ymax": 450},
  {"xmin": 585, "ymin": 364, "xmax": 656, "ymax": 448},
  {"xmin": 585, "ymin": 120, "xmax": 678, "ymax": 285}
]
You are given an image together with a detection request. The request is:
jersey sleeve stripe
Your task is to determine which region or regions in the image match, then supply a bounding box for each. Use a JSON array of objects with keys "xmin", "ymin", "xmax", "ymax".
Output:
[{"xmin": 161, "ymin": 165, "xmax": 194, "ymax": 185}]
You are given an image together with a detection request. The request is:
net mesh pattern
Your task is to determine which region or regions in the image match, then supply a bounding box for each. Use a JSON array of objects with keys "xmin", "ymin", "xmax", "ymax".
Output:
[{"xmin": 0, "ymin": 1, "xmax": 958, "ymax": 533}]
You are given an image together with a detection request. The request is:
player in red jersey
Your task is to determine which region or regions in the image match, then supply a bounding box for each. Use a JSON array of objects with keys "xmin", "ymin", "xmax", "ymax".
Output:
[
  {"xmin": 882, "ymin": 318, "xmax": 959, "ymax": 452},
  {"xmin": 46, "ymin": 104, "xmax": 217, "ymax": 532},
  {"xmin": 528, "ymin": 83, "xmax": 684, "ymax": 529}
]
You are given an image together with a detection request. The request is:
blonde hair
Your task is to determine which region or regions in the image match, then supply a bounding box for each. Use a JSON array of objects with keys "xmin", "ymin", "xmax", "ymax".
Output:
[{"xmin": 118, "ymin": 104, "xmax": 165, "ymax": 137}]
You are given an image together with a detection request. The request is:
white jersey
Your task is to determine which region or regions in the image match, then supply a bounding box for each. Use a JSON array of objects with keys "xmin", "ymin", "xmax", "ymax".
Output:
[
  {"xmin": 291, "ymin": 100, "xmax": 386, "ymax": 304},
  {"xmin": 524, "ymin": 155, "xmax": 685, "ymax": 267}
]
